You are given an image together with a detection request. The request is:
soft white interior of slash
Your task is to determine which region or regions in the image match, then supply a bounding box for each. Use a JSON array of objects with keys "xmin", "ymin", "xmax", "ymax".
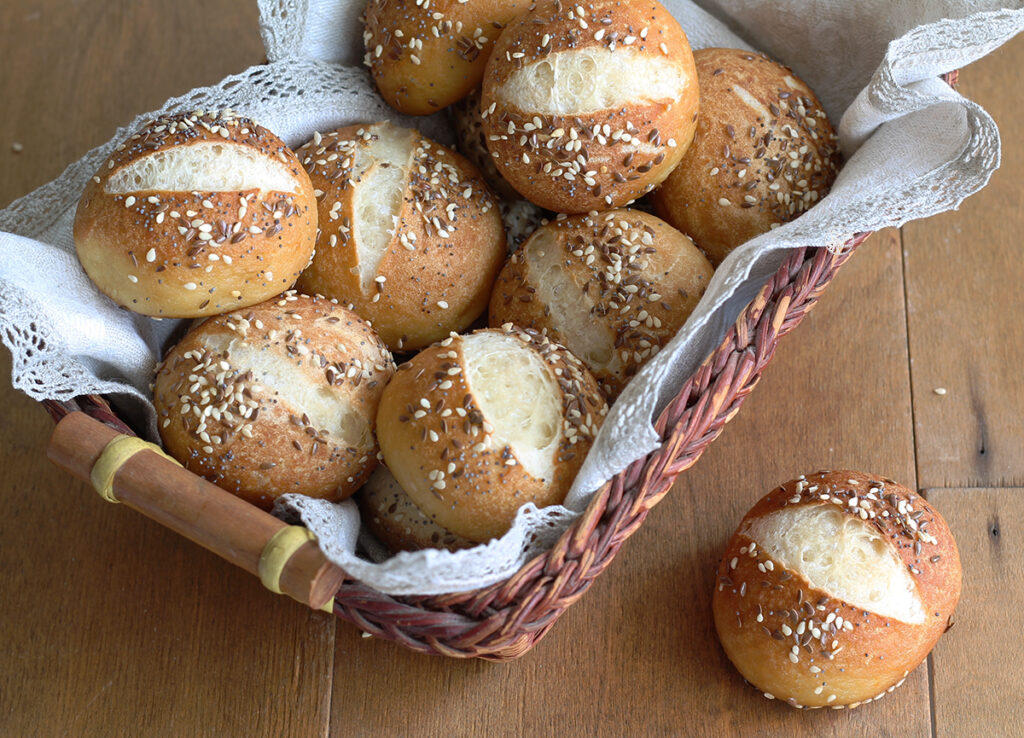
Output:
[
  {"xmin": 497, "ymin": 47, "xmax": 687, "ymax": 115},
  {"xmin": 351, "ymin": 123, "xmax": 416, "ymax": 291},
  {"xmin": 106, "ymin": 141, "xmax": 299, "ymax": 194},
  {"xmin": 526, "ymin": 229, "xmax": 615, "ymax": 370},
  {"xmin": 461, "ymin": 332, "xmax": 561, "ymax": 482},
  {"xmin": 745, "ymin": 504, "xmax": 927, "ymax": 624},
  {"xmin": 207, "ymin": 334, "xmax": 370, "ymax": 449}
]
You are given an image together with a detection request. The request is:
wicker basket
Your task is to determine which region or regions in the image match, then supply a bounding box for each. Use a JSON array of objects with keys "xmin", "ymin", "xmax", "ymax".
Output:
[{"xmin": 41, "ymin": 71, "xmax": 958, "ymax": 662}]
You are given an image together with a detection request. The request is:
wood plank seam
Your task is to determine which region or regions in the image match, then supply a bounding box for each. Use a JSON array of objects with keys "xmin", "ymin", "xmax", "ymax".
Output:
[{"xmin": 895, "ymin": 223, "xmax": 936, "ymax": 738}]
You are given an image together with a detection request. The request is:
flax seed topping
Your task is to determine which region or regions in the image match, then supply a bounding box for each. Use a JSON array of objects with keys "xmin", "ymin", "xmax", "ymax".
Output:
[
  {"xmin": 653, "ymin": 48, "xmax": 841, "ymax": 264},
  {"xmin": 377, "ymin": 327, "xmax": 607, "ymax": 541},
  {"xmin": 490, "ymin": 209, "xmax": 712, "ymax": 396},
  {"xmin": 154, "ymin": 292, "xmax": 395, "ymax": 509},
  {"xmin": 362, "ymin": 0, "xmax": 529, "ymax": 115},
  {"xmin": 713, "ymin": 470, "xmax": 961, "ymax": 709},
  {"xmin": 479, "ymin": 0, "xmax": 699, "ymax": 212},
  {"xmin": 75, "ymin": 110, "xmax": 317, "ymax": 317}
]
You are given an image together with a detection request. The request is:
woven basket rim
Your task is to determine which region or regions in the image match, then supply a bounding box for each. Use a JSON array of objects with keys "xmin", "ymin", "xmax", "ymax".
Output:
[
  {"xmin": 39, "ymin": 70, "xmax": 959, "ymax": 661},
  {"xmin": 40, "ymin": 239, "xmax": 859, "ymax": 659}
]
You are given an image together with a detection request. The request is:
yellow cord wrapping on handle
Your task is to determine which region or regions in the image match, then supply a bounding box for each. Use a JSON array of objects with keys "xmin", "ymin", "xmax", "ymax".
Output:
[
  {"xmin": 258, "ymin": 525, "xmax": 317, "ymax": 595},
  {"xmin": 90, "ymin": 434, "xmax": 333, "ymax": 611},
  {"xmin": 90, "ymin": 435, "xmax": 180, "ymax": 503}
]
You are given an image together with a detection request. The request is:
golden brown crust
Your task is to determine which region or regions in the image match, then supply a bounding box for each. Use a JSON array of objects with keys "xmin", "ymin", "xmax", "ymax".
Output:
[
  {"xmin": 357, "ymin": 466, "xmax": 476, "ymax": 552},
  {"xmin": 153, "ymin": 292, "xmax": 395, "ymax": 510},
  {"xmin": 451, "ymin": 87, "xmax": 522, "ymax": 201},
  {"xmin": 712, "ymin": 470, "xmax": 961, "ymax": 709},
  {"xmin": 375, "ymin": 326, "xmax": 607, "ymax": 542},
  {"xmin": 293, "ymin": 122, "xmax": 506, "ymax": 352},
  {"xmin": 489, "ymin": 209, "xmax": 712, "ymax": 397},
  {"xmin": 73, "ymin": 110, "xmax": 317, "ymax": 318},
  {"xmin": 652, "ymin": 48, "xmax": 840, "ymax": 265},
  {"xmin": 480, "ymin": 0, "xmax": 699, "ymax": 212},
  {"xmin": 363, "ymin": 0, "xmax": 530, "ymax": 115}
]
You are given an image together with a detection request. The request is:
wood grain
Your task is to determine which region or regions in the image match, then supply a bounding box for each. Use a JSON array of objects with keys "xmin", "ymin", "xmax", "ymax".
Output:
[
  {"xmin": 329, "ymin": 230, "xmax": 930, "ymax": 737},
  {"xmin": 0, "ymin": 2, "xmax": 263, "ymax": 205},
  {"xmin": 927, "ymin": 488, "xmax": 1024, "ymax": 738},
  {"xmin": 902, "ymin": 37, "xmax": 1024, "ymax": 489},
  {"xmin": 0, "ymin": 4, "xmax": 335, "ymax": 737},
  {"xmin": 47, "ymin": 412, "xmax": 346, "ymax": 610}
]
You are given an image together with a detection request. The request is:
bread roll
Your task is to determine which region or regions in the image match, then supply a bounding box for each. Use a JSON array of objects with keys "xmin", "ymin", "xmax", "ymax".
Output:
[
  {"xmin": 652, "ymin": 48, "xmax": 840, "ymax": 265},
  {"xmin": 452, "ymin": 89, "xmax": 553, "ymax": 250},
  {"xmin": 74, "ymin": 110, "xmax": 317, "ymax": 318},
  {"xmin": 153, "ymin": 292, "xmax": 395, "ymax": 510},
  {"xmin": 489, "ymin": 209, "xmax": 712, "ymax": 397},
  {"xmin": 293, "ymin": 121, "xmax": 506, "ymax": 352},
  {"xmin": 363, "ymin": 0, "xmax": 530, "ymax": 115},
  {"xmin": 712, "ymin": 471, "xmax": 961, "ymax": 709},
  {"xmin": 452, "ymin": 87, "xmax": 521, "ymax": 201},
  {"xmin": 479, "ymin": 0, "xmax": 699, "ymax": 212},
  {"xmin": 358, "ymin": 466, "xmax": 475, "ymax": 552},
  {"xmin": 376, "ymin": 326, "xmax": 607, "ymax": 542}
]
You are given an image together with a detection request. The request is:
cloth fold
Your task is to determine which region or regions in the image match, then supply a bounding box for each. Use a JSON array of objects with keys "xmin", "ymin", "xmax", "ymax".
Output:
[{"xmin": 2, "ymin": 0, "xmax": 1020, "ymax": 594}]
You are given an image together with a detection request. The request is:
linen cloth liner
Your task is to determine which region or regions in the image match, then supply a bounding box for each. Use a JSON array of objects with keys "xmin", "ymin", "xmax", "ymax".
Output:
[{"xmin": 1, "ymin": 0, "xmax": 1020, "ymax": 594}]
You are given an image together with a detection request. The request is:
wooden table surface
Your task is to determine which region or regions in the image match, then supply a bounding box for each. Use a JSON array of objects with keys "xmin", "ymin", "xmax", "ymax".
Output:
[{"xmin": 1, "ymin": 3, "xmax": 1021, "ymax": 736}]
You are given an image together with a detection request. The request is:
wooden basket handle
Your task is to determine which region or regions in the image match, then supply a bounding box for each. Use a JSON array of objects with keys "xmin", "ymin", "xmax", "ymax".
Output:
[{"xmin": 47, "ymin": 411, "xmax": 345, "ymax": 611}]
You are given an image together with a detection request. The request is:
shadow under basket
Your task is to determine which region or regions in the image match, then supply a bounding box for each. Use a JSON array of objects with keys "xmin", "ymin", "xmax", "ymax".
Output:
[{"xmin": 39, "ymin": 71, "xmax": 956, "ymax": 663}]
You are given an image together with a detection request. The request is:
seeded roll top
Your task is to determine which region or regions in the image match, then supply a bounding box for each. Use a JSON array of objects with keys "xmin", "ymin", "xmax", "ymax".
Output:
[
  {"xmin": 376, "ymin": 326, "xmax": 607, "ymax": 542},
  {"xmin": 74, "ymin": 109, "xmax": 317, "ymax": 317},
  {"xmin": 451, "ymin": 87, "xmax": 522, "ymax": 201},
  {"xmin": 713, "ymin": 471, "xmax": 961, "ymax": 709},
  {"xmin": 363, "ymin": 0, "xmax": 530, "ymax": 115},
  {"xmin": 294, "ymin": 121, "xmax": 506, "ymax": 352},
  {"xmin": 490, "ymin": 209, "xmax": 713, "ymax": 396},
  {"xmin": 480, "ymin": 0, "xmax": 699, "ymax": 212},
  {"xmin": 653, "ymin": 48, "xmax": 840, "ymax": 264},
  {"xmin": 154, "ymin": 292, "xmax": 395, "ymax": 509}
]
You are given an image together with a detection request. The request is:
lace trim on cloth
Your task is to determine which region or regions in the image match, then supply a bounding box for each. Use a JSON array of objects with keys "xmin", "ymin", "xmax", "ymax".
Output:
[{"xmin": 1, "ymin": 1, "xmax": 1020, "ymax": 594}]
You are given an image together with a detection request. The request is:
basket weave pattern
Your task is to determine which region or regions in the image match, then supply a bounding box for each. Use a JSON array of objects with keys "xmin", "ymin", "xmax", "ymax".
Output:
[
  {"xmin": 40, "ymin": 70, "xmax": 957, "ymax": 662},
  {"xmin": 44, "ymin": 239, "xmax": 858, "ymax": 660},
  {"xmin": 330, "ymin": 241, "xmax": 859, "ymax": 660}
]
